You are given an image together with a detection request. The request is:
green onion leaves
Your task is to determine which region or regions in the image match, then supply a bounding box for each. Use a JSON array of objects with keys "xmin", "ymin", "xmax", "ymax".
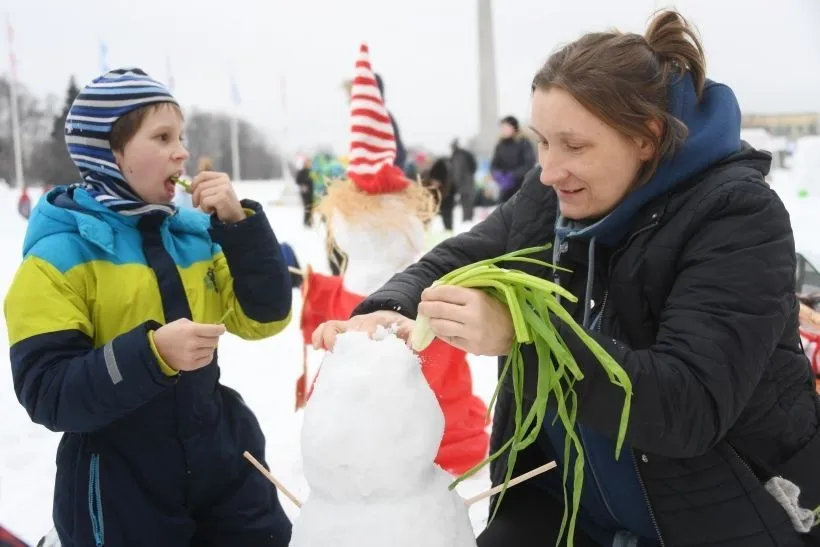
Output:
[{"xmin": 411, "ymin": 244, "xmax": 632, "ymax": 547}]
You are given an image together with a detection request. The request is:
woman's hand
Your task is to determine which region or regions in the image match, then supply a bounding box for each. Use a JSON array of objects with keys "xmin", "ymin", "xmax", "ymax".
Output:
[
  {"xmin": 311, "ymin": 310, "xmax": 415, "ymax": 351},
  {"xmin": 418, "ymin": 285, "xmax": 514, "ymax": 356}
]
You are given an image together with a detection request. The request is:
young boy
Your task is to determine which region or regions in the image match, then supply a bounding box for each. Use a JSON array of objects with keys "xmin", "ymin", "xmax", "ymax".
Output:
[{"xmin": 4, "ymin": 68, "xmax": 293, "ymax": 547}]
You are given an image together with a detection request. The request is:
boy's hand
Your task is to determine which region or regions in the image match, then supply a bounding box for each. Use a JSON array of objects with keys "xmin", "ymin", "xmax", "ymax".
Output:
[
  {"xmin": 152, "ymin": 318, "xmax": 226, "ymax": 371},
  {"xmin": 191, "ymin": 171, "xmax": 245, "ymax": 224}
]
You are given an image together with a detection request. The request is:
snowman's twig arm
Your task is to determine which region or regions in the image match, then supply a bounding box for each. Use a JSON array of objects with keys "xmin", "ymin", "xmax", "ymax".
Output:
[
  {"xmin": 463, "ymin": 461, "xmax": 557, "ymax": 506},
  {"xmin": 243, "ymin": 451, "xmax": 303, "ymax": 508}
]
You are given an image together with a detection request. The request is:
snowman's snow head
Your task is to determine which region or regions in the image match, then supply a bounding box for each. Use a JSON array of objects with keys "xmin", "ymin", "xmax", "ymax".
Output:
[{"xmin": 301, "ymin": 328, "xmax": 445, "ymax": 500}]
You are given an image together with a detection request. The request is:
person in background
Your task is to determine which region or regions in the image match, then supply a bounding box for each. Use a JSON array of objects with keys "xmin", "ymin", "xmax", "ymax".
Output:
[
  {"xmin": 295, "ymin": 157, "xmax": 314, "ymax": 228},
  {"xmin": 450, "ymin": 138, "xmax": 478, "ymax": 223},
  {"xmin": 421, "ymin": 155, "xmax": 454, "ymax": 232},
  {"xmin": 490, "ymin": 115, "xmax": 536, "ymax": 202},
  {"xmin": 197, "ymin": 156, "xmax": 213, "ymax": 173},
  {"xmin": 16, "ymin": 188, "xmax": 31, "ymax": 220},
  {"xmin": 403, "ymin": 152, "xmax": 420, "ymax": 182},
  {"xmin": 374, "ymin": 73, "xmax": 407, "ymax": 172}
]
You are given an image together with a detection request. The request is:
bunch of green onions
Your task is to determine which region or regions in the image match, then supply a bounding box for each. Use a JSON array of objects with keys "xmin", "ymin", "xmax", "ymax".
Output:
[{"xmin": 410, "ymin": 245, "xmax": 632, "ymax": 546}]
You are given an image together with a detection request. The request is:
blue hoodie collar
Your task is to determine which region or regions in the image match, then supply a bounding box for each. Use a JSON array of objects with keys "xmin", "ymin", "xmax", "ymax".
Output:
[
  {"xmin": 555, "ymin": 73, "xmax": 742, "ymax": 247},
  {"xmin": 22, "ymin": 186, "xmax": 211, "ymax": 257}
]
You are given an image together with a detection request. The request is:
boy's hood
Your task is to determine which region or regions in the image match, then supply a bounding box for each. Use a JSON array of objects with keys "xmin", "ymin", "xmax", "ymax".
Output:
[{"xmin": 65, "ymin": 67, "xmax": 178, "ymax": 198}]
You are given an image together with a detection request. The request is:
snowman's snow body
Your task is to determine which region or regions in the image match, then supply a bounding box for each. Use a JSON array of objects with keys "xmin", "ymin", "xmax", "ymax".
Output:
[{"xmin": 290, "ymin": 329, "xmax": 477, "ymax": 547}]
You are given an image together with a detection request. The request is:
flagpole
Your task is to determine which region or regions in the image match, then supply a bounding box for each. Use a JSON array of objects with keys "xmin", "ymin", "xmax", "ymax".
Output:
[
  {"xmin": 476, "ymin": 0, "xmax": 499, "ymax": 161},
  {"xmin": 230, "ymin": 113, "xmax": 241, "ymax": 181},
  {"xmin": 229, "ymin": 69, "xmax": 241, "ymax": 181},
  {"xmin": 8, "ymin": 67, "xmax": 23, "ymax": 190},
  {"xmin": 280, "ymin": 73, "xmax": 289, "ymax": 180},
  {"xmin": 165, "ymin": 55, "xmax": 174, "ymax": 93},
  {"xmin": 6, "ymin": 16, "xmax": 24, "ymax": 190},
  {"xmin": 99, "ymin": 39, "xmax": 109, "ymax": 73}
]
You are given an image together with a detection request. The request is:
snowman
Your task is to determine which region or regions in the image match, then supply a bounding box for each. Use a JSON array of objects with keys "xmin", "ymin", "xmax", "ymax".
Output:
[
  {"xmin": 296, "ymin": 43, "xmax": 489, "ymax": 477},
  {"xmin": 290, "ymin": 329, "xmax": 477, "ymax": 547}
]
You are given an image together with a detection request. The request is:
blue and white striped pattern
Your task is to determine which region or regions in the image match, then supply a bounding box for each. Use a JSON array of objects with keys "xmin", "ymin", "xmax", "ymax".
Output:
[{"xmin": 66, "ymin": 67, "xmax": 179, "ymax": 216}]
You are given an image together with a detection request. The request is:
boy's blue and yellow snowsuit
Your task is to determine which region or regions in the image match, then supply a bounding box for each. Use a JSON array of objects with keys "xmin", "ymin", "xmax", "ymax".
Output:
[{"xmin": 4, "ymin": 76, "xmax": 293, "ymax": 546}]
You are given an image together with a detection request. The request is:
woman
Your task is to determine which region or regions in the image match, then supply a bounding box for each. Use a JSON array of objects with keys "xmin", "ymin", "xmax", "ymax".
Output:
[{"xmin": 312, "ymin": 10, "xmax": 820, "ymax": 547}]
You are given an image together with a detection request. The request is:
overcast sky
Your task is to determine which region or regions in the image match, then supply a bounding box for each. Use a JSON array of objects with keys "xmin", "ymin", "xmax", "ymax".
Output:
[{"xmin": 5, "ymin": 0, "xmax": 820, "ymax": 155}]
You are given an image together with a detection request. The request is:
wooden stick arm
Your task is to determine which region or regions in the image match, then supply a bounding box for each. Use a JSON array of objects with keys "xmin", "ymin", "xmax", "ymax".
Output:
[
  {"xmin": 463, "ymin": 461, "xmax": 557, "ymax": 506},
  {"xmin": 243, "ymin": 451, "xmax": 303, "ymax": 508},
  {"xmin": 244, "ymin": 448, "xmax": 556, "ymax": 512}
]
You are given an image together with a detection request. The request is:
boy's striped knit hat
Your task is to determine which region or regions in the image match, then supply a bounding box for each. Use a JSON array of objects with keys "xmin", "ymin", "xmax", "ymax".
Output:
[
  {"xmin": 346, "ymin": 44, "xmax": 409, "ymax": 194},
  {"xmin": 65, "ymin": 67, "xmax": 179, "ymax": 216}
]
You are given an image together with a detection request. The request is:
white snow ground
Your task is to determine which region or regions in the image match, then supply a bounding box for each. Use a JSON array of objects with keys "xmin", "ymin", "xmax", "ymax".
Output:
[
  {"xmin": 1, "ymin": 168, "xmax": 818, "ymax": 544},
  {"xmin": 0, "ymin": 181, "xmax": 497, "ymax": 545},
  {"xmin": 769, "ymin": 168, "xmax": 820, "ymax": 260}
]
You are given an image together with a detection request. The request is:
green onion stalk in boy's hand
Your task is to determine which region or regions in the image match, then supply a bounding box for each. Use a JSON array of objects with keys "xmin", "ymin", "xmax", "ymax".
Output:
[
  {"xmin": 218, "ymin": 307, "xmax": 234, "ymax": 325},
  {"xmin": 172, "ymin": 173, "xmax": 246, "ymax": 224},
  {"xmin": 171, "ymin": 175, "xmax": 192, "ymax": 193},
  {"xmin": 411, "ymin": 245, "xmax": 633, "ymax": 547}
]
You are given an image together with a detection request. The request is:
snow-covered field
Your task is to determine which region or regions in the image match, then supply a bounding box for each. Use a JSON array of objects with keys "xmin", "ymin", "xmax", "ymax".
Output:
[
  {"xmin": 0, "ymin": 166, "xmax": 817, "ymax": 544},
  {"xmin": 770, "ymin": 169, "xmax": 820, "ymax": 260}
]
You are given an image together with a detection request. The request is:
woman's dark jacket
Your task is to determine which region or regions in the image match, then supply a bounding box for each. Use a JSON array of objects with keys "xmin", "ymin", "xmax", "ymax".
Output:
[{"xmin": 353, "ymin": 152, "xmax": 820, "ymax": 546}]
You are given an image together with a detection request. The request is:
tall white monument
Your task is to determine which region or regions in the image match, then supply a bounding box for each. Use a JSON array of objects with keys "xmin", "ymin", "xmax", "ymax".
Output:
[{"xmin": 476, "ymin": 0, "xmax": 499, "ymax": 161}]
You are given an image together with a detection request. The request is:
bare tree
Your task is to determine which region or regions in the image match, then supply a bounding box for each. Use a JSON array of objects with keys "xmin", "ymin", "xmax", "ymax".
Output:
[
  {"xmin": 184, "ymin": 110, "xmax": 283, "ymax": 179},
  {"xmin": 0, "ymin": 79, "xmax": 282, "ymax": 186},
  {"xmin": 0, "ymin": 77, "xmax": 54, "ymax": 186},
  {"xmin": 26, "ymin": 76, "xmax": 81, "ymax": 186}
]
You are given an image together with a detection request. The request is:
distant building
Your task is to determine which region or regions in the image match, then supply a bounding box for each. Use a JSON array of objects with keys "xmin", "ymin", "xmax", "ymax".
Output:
[{"xmin": 742, "ymin": 112, "xmax": 820, "ymax": 139}]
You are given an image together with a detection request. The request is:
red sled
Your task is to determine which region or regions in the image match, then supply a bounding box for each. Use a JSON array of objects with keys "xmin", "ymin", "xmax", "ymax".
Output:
[{"xmin": 17, "ymin": 190, "xmax": 31, "ymax": 220}]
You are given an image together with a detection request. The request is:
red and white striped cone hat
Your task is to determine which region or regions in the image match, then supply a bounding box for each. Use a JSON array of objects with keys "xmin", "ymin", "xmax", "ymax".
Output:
[{"xmin": 346, "ymin": 43, "xmax": 409, "ymax": 194}]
